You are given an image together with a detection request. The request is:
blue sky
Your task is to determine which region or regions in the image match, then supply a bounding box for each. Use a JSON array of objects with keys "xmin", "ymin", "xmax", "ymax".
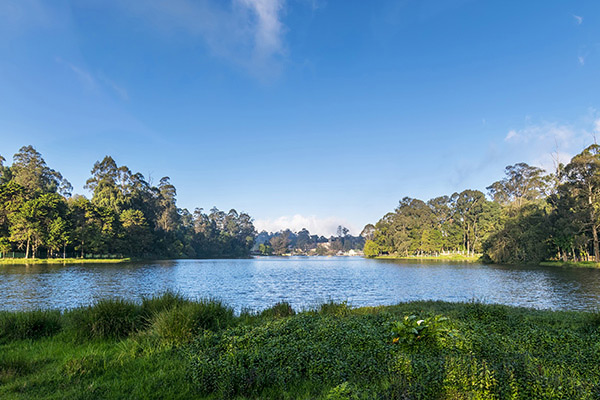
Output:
[{"xmin": 1, "ymin": 0, "xmax": 599, "ymax": 236}]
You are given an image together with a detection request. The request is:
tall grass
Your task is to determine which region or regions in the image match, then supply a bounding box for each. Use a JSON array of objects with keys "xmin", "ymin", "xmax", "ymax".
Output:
[
  {"xmin": 0, "ymin": 309, "xmax": 61, "ymax": 343},
  {"xmin": 64, "ymin": 298, "xmax": 141, "ymax": 340}
]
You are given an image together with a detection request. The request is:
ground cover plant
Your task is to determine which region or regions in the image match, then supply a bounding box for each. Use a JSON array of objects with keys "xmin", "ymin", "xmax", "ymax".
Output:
[{"xmin": 1, "ymin": 294, "xmax": 599, "ymax": 399}]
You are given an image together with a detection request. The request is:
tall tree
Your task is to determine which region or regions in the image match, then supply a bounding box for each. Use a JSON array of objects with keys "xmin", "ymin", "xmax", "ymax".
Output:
[
  {"xmin": 560, "ymin": 144, "xmax": 600, "ymax": 261},
  {"xmin": 11, "ymin": 146, "xmax": 71, "ymax": 196},
  {"xmin": 487, "ymin": 163, "xmax": 549, "ymax": 208}
]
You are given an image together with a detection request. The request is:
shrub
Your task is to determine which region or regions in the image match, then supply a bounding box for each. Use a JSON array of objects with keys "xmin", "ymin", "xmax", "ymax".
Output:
[
  {"xmin": 0, "ymin": 310, "xmax": 61, "ymax": 343},
  {"xmin": 64, "ymin": 298, "xmax": 140, "ymax": 340}
]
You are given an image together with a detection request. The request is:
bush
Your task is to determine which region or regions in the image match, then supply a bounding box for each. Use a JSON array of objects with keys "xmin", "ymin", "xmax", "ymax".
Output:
[
  {"xmin": 64, "ymin": 298, "xmax": 140, "ymax": 340},
  {"xmin": 0, "ymin": 310, "xmax": 61, "ymax": 343}
]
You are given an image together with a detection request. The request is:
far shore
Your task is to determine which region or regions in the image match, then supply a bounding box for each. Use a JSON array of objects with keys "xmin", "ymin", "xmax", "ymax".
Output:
[
  {"xmin": 374, "ymin": 254, "xmax": 482, "ymax": 262},
  {"xmin": 0, "ymin": 258, "xmax": 131, "ymax": 265},
  {"xmin": 539, "ymin": 260, "xmax": 600, "ymax": 269}
]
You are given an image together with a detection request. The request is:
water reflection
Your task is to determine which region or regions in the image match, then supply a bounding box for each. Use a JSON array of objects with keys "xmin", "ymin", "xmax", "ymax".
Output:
[{"xmin": 1, "ymin": 257, "xmax": 600, "ymax": 312}]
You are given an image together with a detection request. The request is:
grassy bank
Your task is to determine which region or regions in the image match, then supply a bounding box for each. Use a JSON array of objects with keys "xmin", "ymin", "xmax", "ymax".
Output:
[
  {"xmin": 375, "ymin": 254, "xmax": 482, "ymax": 262},
  {"xmin": 539, "ymin": 260, "xmax": 600, "ymax": 269},
  {"xmin": 1, "ymin": 295, "xmax": 599, "ymax": 399},
  {"xmin": 0, "ymin": 258, "xmax": 130, "ymax": 265}
]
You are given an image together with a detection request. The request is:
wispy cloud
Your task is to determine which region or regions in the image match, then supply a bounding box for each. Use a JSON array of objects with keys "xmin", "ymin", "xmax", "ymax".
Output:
[
  {"xmin": 56, "ymin": 57, "xmax": 129, "ymax": 100},
  {"xmin": 56, "ymin": 57, "xmax": 95, "ymax": 88},
  {"xmin": 117, "ymin": 0, "xmax": 288, "ymax": 77},
  {"xmin": 573, "ymin": 14, "xmax": 583, "ymax": 25},
  {"xmin": 254, "ymin": 214, "xmax": 357, "ymax": 236},
  {"xmin": 503, "ymin": 115, "xmax": 600, "ymax": 172},
  {"xmin": 98, "ymin": 75, "xmax": 129, "ymax": 100},
  {"xmin": 578, "ymin": 55, "xmax": 585, "ymax": 65}
]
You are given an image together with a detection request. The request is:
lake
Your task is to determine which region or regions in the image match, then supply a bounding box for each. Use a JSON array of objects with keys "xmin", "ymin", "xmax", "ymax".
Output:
[{"xmin": 1, "ymin": 257, "xmax": 600, "ymax": 312}]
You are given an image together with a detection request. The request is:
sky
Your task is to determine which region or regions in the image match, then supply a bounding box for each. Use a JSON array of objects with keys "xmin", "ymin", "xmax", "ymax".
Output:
[{"xmin": 1, "ymin": 0, "xmax": 599, "ymax": 236}]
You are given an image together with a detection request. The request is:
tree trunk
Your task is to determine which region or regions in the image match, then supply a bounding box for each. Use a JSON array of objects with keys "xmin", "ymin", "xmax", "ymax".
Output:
[{"xmin": 25, "ymin": 236, "xmax": 30, "ymax": 259}]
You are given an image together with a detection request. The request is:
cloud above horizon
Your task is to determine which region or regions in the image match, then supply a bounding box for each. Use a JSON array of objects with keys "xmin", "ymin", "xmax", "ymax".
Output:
[
  {"xmin": 254, "ymin": 214, "xmax": 359, "ymax": 237},
  {"xmin": 503, "ymin": 114, "xmax": 600, "ymax": 172}
]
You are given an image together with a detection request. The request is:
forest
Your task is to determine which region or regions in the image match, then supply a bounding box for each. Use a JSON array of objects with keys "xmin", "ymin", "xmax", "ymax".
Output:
[
  {"xmin": 254, "ymin": 226, "xmax": 365, "ymax": 256},
  {"xmin": 364, "ymin": 144, "xmax": 600, "ymax": 264},
  {"xmin": 0, "ymin": 146, "xmax": 256, "ymax": 259}
]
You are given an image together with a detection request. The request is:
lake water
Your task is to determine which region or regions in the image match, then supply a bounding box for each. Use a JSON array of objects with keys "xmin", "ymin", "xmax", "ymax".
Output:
[{"xmin": 1, "ymin": 257, "xmax": 600, "ymax": 312}]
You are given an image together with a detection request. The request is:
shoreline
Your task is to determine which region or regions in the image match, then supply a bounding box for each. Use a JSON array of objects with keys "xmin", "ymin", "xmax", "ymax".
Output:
[
  {"xmin": 0, "ymin": 258, "xmax": 131, "ymax": 265},
  {"xmin": 374, "ymin": 254, "xmax": 482, "ymax": 262}
]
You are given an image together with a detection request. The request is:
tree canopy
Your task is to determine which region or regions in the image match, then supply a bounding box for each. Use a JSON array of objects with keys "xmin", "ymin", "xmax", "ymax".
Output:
[{"xmin": 0, "ymin": 146, "xmax": 256, "ymax": 259}]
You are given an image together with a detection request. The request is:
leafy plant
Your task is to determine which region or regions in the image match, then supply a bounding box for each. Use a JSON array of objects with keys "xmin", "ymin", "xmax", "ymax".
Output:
[{"xmin": 390, "ymin": 314, "xmax": 458, "ymax": 345}]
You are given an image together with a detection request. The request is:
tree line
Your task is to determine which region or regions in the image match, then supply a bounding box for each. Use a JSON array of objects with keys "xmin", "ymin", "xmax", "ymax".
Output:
[
  {"xmin": 364, "ymin": 144, "xmax": 600, "ymax": 264},
  {"xmin": 0, "ymin": 146, "xmax": 256, "ymax": 259},
  {"xmin": 254, "ymin": 225, "xmax": 365, "ymax": 256}
]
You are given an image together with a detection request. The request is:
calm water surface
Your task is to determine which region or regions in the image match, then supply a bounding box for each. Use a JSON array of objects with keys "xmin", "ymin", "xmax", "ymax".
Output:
[{"xmin": 1, "ymin": 257, "xmax": 600, "ymax": 312}]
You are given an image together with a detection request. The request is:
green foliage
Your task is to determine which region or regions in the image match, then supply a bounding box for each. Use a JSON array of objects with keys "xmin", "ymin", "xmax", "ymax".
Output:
[
  {"xmin": 318, "ymin": 300, "xmax": 351, "ymax": 316},
  {"xmin": 260, "ymin": 301, "xmax": 296, "ymax": 318},
  {"xmin": 1, "ymin": 298, "xmax": 600, "ymax": 399},
  {"xmin": 0, "ymin": 309, "xmax": 61, "ymax": 343},
  {"xmin": 64, "ymin": 298, "xmax": 140, "ymax": 340},
  {"xmin": 186, "ymin": 313, "xmax": 394, "ymax": 398},
  {"xmin": 390, "ymin": 314, "xmax": 458, "ymax": 346},
  {"xmin": 483, "ymin": 201, "xmax": 552, "ymax": 263},
  {"xmin": 0, "ymin": 146, "xmax": 258, "ymax": 259},
  {"xmin": 151, "ymin": 299, "xmax": 235, "ymax": 346},
  {"xmin": 363, "ymin": 239, "xmax": 379, "ymax": 257},
  {"xmin": 139, "ymin": 290, "xmax": 192, "ymax": 323}
]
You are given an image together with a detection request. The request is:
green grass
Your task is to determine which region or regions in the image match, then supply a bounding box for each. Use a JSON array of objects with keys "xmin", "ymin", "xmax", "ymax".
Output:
[
  {"xmin": 375, "ymin": 253, "xmax": 482, "ymax": 262},
  {"xmin": 1, "ymin": 295, "xmax": 599, "ymax": 399},
  {"xmin": 539, "ymin": 260, "xmax": 600, "ymax": 269},
  {"xmin": 0, "ymin": 258, "xmax": 130, "ymax": 265}
]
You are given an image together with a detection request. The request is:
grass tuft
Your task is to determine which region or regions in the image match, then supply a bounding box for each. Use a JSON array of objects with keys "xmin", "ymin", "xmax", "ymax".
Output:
[
  {"xmin": 0, "ymin": 309, "xmax": 61, "ymax": 343},
  {"xmin": 260, "ymin": 301, "xmax": 296, "ymax": 319},
  {"xmin": 151, "ymin": 299, "xmax": 235, "ymax": 346},
  {"xmin": 64, "ymin": 298, "xmax": 140, "ymax": 340}
]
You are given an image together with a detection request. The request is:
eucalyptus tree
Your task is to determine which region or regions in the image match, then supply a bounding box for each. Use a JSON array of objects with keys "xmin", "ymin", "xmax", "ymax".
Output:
[
  {"xmin": 156, "ymin": 177, "xmax": 179, "ymax": 232},
  {"xmin": 450, "ymin": 190, "xmax": 499, "ymax": 255},
  {"xmin": 9, "ymin": 193, "xmax": 67, "ymax": 258},
  {"xmin": 487, "ymin": 162, "xmax": 550, "ymax": 208},
  {"xmin": 11, "ymin": 146, "xmax": 71, "ymax": 197},
  {"xmin": 560, "ymin": 144, "xmax": 600, "ymax": 261}
]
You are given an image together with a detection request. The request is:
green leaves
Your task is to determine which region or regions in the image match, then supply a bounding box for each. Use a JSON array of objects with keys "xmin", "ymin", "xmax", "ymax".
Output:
[{"xmin": 390, "ymin": 314, "xmax": 458, "ymax": 346}]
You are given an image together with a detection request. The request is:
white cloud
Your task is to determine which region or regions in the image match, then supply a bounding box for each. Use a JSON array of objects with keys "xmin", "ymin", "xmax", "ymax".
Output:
[
  {"xmin": 254, "ymin": 214, "xmax": 358, "ymax": 237},
  {"xmin": 118, "ymin": 0, "xmax": 287, "ymax": 76},
  {"xmin": 504, "ymin": 129, "xmax": 517, "ymax": 141},
  {"xmin": 573, "ymin": 14, "xmax": 583, "ymax": 25},
  {"xmin": 502, "ymin": 115, "xmax": 600, "ymax": 173},
  {"xmin": 578, "ymin": 55, "xmax": 585, "ymax": 65}
]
